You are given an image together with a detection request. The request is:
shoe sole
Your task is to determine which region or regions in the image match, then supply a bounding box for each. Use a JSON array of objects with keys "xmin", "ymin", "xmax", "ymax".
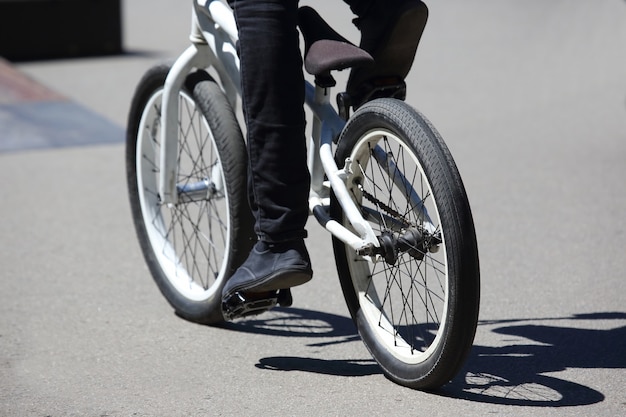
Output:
[
  {"xmin": 224, "ymin": 269, "xmax": 313, "ymax": 298},
  {"xmin": 250, "ymin": 269, "xmax": 313, "ymax": 292}
]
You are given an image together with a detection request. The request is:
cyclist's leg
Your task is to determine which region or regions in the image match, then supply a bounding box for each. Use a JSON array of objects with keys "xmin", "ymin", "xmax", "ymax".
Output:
[
  {"xmin": 231, "ymin": 0, "xmax": 310, "ymax": 243},
  {"xmin": 343, "ymin": 0, "xmax": 429, "ymax": 107},
  {"xmin": 223, "ymin": 0, "xmax": 312, "ymax": 307}
]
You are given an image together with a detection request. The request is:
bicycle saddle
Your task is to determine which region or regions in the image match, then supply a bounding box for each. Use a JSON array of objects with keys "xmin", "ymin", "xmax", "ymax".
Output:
[{"xmin": 298, "ymin": 6, "xmax": 374, "ymax": 84}]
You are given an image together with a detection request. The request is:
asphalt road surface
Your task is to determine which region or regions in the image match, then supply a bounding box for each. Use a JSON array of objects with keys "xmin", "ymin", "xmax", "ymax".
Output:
[{"xmin": 1, "ymin": 0, "xmax": 625, "ymax": 416}]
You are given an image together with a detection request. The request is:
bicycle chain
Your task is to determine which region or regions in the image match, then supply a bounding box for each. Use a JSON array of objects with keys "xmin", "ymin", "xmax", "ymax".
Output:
[
  {"xmin": 358, "ymin": 185, "xmax": 438, "ymax": 242},
  {"xmin": 359, "ymin": 184, "xmax": 409, "ymax": 228}
]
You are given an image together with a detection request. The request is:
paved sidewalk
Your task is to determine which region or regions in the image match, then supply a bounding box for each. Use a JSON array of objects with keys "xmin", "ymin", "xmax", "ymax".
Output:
[{"xmin": 0, "ymin": 58, "xmax": 123, "ymax": 152}]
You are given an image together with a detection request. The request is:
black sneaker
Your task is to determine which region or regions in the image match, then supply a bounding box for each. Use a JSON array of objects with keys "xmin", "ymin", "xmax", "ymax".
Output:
[
  {"xmin": 347, "ymin": 0, "xmax": 428, "ymax": 107},
  {"xmin": 221, "ymin": 240, "xmax": 313, "ymax": 302}
]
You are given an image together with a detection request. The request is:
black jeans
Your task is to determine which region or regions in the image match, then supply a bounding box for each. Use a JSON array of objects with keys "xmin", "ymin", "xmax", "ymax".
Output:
[{"xmin": 230, "ymin": 0, "xmax": 388, "ymax": 243}]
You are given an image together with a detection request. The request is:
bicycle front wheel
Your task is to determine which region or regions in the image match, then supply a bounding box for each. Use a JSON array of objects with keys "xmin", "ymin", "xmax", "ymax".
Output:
[
  {"xmin": 126, "ymin": 64, "xmax": 254, "ymax": 324},
  {"xmin": 331, "ymin": 98, "xmax": 480, "ymax": 389}
]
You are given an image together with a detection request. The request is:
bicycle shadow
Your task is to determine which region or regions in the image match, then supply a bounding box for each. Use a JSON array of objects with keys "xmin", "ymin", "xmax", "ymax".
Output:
[
  {"xmin": 441, "ymin": 312, "xmax": 626, "ymax": 406},
  {"xmin": 220, "ymin": 307, "xmax": 380, "ymax": 377},
  {"xmin": 220, "ymin": 307, "xmax": 360, "ymax": 343},
  {"xmin": 221, "ymin": 309, "xmax": 625, "ymax": 406}
]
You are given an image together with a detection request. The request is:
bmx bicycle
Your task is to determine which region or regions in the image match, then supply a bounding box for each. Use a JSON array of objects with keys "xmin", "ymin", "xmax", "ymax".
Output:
[{"xmin": 126, "ymin": 0, "xmax": 480, "ymax": 390}]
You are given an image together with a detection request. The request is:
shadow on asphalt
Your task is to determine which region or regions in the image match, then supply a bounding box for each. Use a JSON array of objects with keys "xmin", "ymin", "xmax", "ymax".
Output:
[
  {"xmin": 220, "ymin": 307, "xmax": 359, "ymax": 342},
  {"xmin": 222, "ymin": 309, "xmax": 625, "ymax": 406},
  {"xmin": 220, "ymin": 307, "xmax": 380, "ymax": 377},
  {"xmin": 256, "ymin": 357, "xmax": 380, "ymax": 377},
  {"xmin": 442, "ymin": 312, "xmax": 625, "ymax": 407}
]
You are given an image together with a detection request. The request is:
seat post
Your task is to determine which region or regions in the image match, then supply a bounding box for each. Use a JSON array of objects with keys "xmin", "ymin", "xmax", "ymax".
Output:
[
  {"xmin": 308, "ymin": 82, "xmax": 332, "ymax": 197},
  {"xmin": 314, "ymin": 73, "xmax": 336, "ymax": 89}
]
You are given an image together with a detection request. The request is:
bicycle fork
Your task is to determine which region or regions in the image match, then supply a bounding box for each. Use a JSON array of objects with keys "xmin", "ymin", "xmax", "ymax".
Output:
[
  {"xmin": 305, "ymin": 82, "xmax": 381, "ymax": 256},
  {"xmin": 159, "ymin": 0, "xmax": 240, "ymax": 206}
]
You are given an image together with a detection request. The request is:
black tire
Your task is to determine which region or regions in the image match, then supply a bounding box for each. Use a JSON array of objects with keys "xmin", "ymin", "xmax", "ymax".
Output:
[
  {"xmin": 126, "ymin": 64, "xmax": 254, "ymax": 324},
  {"xmin": 331, "ymin": 98, "xmax": 480, "ymax": 389}
]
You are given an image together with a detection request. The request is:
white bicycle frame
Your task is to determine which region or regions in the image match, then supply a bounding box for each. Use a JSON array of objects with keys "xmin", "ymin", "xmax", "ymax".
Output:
[{"xmin": 159, "ymin": 0, "xmax": 380, "ymax": 254}]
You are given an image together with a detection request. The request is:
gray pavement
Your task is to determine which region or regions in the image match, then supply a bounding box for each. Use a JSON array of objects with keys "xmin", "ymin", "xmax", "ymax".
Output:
[{"xmin": 1, "ymin": 0, "xmax": 625, "ymax": 416}]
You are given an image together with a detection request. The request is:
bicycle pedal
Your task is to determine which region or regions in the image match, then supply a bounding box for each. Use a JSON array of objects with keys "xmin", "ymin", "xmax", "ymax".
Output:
[
  {"xmin": 276, "ymin": 288, "xmax": 293, "ymax": 307},
  {"xmin": 222, "ymin": 289, "xmax": 293, "ymax": 321}
]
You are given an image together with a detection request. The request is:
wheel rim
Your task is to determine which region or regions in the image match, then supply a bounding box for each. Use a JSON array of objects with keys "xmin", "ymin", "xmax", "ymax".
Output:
[
  {"xmin": 344, "ymin": 129, "xmax": 448, "ymax": 365},
  {"xmin": 135, "ymin": 88, "xmax": 230, "ymax": 301}
]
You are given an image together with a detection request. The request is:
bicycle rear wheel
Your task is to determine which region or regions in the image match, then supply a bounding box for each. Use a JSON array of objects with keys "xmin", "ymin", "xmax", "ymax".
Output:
[
  {"xmin": 126, "ymin": 64, "xmax": 254, "ymax": 324},
  {"xmin": 331, "ymin": 98, "xmax": 480, "ymax": 389}
]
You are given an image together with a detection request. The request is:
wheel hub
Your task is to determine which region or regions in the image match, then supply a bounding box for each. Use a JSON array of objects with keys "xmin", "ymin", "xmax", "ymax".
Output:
[{"xmin": 377, "ymin": 228, "xmax": 427, "ymax": 265}]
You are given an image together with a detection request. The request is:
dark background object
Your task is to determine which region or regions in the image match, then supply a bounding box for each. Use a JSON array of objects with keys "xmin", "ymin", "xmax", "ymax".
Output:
[{"xmin": 0, "ymin": 0, "xmax": 122, "ymax": 61}]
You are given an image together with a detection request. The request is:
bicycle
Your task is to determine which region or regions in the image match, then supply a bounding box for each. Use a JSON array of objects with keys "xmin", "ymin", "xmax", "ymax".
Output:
[{"xmin": 126, "ymin": 0, "xmax": 480, "ymax": 390}]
